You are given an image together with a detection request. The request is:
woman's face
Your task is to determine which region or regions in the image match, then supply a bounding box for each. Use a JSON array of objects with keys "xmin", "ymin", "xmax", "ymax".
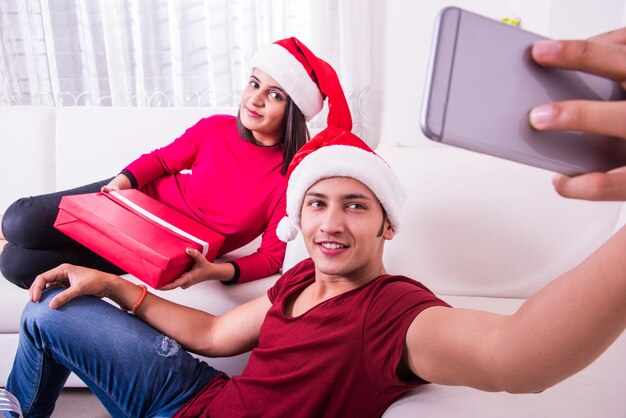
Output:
[{"xmin": 240, "ymin": 68, "xmax": 289, "ymax": 146}]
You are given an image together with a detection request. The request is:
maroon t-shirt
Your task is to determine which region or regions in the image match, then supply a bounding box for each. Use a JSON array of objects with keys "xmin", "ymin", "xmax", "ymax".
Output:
[{"xmin": 174, "ymin": 258, "xmax": 449, "ymax": 417}]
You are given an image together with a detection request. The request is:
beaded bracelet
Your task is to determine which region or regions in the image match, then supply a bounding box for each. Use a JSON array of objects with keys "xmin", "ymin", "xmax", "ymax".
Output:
[{"xmin": 121, "ymin": 284, "xmax": 148, "ymax": 314}]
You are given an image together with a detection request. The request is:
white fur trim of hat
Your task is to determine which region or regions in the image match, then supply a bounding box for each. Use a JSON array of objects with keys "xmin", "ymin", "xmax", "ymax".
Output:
[{"xmin": 250, "ymin": 43, "xmax": 324, "ymax": 122}]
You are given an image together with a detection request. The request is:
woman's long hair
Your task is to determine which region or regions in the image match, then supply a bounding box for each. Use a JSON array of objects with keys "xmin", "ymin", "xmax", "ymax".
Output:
[{"xmin": 237, "ymin": 97, "xmax": 310, "ymax": 175}]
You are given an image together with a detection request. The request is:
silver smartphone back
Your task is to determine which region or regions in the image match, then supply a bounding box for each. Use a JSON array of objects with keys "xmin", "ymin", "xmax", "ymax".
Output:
[{"xmin": 421, "ymin": 6, "xmax": 626, "ymax": 175}]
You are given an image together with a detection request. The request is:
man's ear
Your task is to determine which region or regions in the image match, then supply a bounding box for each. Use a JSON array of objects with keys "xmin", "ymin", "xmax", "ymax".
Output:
[{"xmin": 383, "ymin": 222, "xmax": 395, "ymax": 240}]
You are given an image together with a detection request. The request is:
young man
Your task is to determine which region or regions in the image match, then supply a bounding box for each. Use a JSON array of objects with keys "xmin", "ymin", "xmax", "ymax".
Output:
[{"xmin": 7, "ymin": 29, "xmax": 626, "ymax": 417}]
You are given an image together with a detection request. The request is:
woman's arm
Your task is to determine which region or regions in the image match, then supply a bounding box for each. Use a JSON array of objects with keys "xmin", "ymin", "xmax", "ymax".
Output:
[
  {"xmin": 100, "ymin": 173, "xmax": 132, "ymax": 192},
  {"xmin": 158, "ymin": 248, "xmax": 236, "ymax": 290},
  {"xmin": 161, "ymin": 191, "xmax": 288, "ymax": 290},
  {"xmin": 124, "ymin": 118, "xmax": 211, "ymax": 188},
  {"xmin": 228, "ymin": 194, "xmax": 287, "ymax": 284}
]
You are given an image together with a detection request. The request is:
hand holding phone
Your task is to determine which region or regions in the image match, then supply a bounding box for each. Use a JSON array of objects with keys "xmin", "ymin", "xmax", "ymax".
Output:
[
  {"xmin": 421, "ymin": 7, "xmax": 626, "ymax": 178},
  {"xmin": 529, "ymin": 32, "xmax": 626, "ymax": 200}
]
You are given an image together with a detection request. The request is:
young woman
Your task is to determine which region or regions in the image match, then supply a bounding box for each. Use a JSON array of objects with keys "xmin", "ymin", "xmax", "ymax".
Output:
[{"xmin": 0, "ymin": 37, "xmax": 350, "ymax": 289}]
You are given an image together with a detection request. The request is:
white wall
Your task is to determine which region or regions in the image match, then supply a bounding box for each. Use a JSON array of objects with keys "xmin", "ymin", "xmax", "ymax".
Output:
[{"xmin": 372, "ymin": 0, "xmax": 626, "ymax": 147}]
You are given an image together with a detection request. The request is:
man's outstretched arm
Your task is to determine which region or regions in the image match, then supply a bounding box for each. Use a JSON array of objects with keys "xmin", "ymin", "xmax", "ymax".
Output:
[{"xmin": 404, "ymin": 224, "xmax": 626, "ymax": 393}]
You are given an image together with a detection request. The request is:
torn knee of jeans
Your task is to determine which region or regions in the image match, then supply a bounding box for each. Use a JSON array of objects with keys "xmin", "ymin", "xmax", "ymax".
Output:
[{"xmin": 153, "ymin": 335, "xmax": 180, "ymax": 357}]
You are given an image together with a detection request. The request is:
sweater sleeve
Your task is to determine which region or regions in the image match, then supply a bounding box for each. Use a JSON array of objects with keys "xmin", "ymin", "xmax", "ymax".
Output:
[
  {"xmin": 123, "ymin": 117, "xmax": 209, "ymax": 189},
  {"xmin": 227, "ymin": 192, "xmax": 287, "ymax": 283}
]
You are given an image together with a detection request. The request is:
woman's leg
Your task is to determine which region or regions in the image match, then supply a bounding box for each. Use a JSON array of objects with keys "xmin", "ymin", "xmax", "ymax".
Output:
[
  {"xmin": 0, "ymin": 230, "xmax": 6, "ymax": 257},
  {"xmin": 1, "ymin": 179, "xmax": 112, "ymax": 249},
  {"xmin": 0, "ymin": 244, "xmax": 126, "ymax": 289},
  {"xmin": 0, "ymin": 215, "xmax": 6, "ymax": 256},
  {"xmin": 0, "ymin": 179, "xmax": 126, "ymax": 288},
  {"xmin": 7, "ymin": 287, "xmax": 220, "ymax": 418}
]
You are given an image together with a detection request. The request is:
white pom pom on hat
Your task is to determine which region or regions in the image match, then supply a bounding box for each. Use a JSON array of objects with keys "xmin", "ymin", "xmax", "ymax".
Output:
[{"xmin": 276, "ymin": 126, "xmax": 406, "ymax": 243}]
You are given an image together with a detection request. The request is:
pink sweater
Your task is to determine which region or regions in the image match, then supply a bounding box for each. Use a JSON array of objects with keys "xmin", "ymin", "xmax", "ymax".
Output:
[{"xmin": 124, "ymin": 115, "xmax": 287, "ymax": 283}]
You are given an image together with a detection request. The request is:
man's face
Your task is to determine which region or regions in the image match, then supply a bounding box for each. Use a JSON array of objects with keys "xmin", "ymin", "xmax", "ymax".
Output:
[{"xmin": 300, "ymin": 177, "xmax": 394, "ymax": 281}]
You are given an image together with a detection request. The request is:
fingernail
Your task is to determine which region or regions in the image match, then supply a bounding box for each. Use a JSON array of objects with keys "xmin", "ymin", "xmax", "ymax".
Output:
[
  {"xmin": 529, "ymin": 105, "xmax": 556, "ymax": 129},
  {"xmin": 533, "ymin": 40, "xmax": 561, "ymax": 56}
]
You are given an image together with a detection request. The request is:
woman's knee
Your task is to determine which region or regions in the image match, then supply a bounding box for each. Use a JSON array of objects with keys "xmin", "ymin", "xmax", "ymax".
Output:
[
  {"xmin": 0, "ymin": 245, "xmax": 36, "ymax": 288},
  {"xmin": 2, "ymin": 198, "xmax": 29, "ymax": 242},
  {"xmin": 0, "ymin": 243, "xmax": 54, "ymax": 288},
  {"xmin": 3, "ymin": 180, "xmax": 111, "ymax": 247},
  {"xmin": 2, "ymin": 197, "xmax": 58, "ymax": 245}
]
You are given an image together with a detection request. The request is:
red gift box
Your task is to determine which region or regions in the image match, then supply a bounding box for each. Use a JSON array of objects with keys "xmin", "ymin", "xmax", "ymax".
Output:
[{"xmin": 54, "ymin": 189, "xmax": 225, "ymax": 289}]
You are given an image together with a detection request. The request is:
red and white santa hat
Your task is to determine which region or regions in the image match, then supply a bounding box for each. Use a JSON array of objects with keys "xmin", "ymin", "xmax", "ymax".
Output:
[
  {"xmin": 276, "ymin": 126, "xmax": 406, "ymax": 242},
  {"xmin": 250, "ymin": 37, "xmax": 351, "ymax": 127}
]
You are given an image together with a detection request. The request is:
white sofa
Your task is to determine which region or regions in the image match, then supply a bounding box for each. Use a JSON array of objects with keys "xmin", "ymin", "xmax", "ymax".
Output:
[{"xmin": 1, "ymin": 106, "xmax": 624, "ymax": 417}]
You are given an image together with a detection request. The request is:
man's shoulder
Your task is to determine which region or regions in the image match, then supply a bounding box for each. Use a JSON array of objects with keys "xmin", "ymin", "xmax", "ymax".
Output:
[
  {"xmin": 362, "ymin": 275, "xmax": 450, "ymax": 329},
  {"xmin": 367, "ymin": 274, "xmax": 447, "ymax": 306},
  {"xmin": 279, "ymin": 258, "xmax": 315, "ymax": 285},
  {"xmin": 282, "ymin": 257, "xmax": 314, "ymax": 275},
  {"xmin": 373, "ymin": 274, "xmax": 434, "ymax": 292},
  {"xmin": 268, "ymin": 258, "xmax": 314, "ymax": 301}
]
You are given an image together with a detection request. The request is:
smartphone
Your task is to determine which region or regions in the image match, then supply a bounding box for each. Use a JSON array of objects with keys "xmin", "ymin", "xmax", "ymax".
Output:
[{"xmin": 421, "ymin": 6, "xmax": 626, "ymax": 175}]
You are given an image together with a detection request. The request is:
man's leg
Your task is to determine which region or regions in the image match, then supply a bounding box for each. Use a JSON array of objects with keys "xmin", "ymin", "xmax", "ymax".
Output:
[{"xmin": 7, "ymin": 288, "xmax": 220, "ymax": 418}]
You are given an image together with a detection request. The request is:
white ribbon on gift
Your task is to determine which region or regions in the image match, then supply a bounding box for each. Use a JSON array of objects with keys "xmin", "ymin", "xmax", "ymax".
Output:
[{"xmin": 109, "ymin": 191, "xmax": 209, "ymax": 256}]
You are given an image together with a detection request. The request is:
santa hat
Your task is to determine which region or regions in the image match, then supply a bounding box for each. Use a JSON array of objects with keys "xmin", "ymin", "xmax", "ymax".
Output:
[
  {"xmin": 250, "ymin": 37, "xmax": 351, "ymax": 128},
  {"xmin": 276, "ymin": 126, "xmax": 406, "ymax": 242}
]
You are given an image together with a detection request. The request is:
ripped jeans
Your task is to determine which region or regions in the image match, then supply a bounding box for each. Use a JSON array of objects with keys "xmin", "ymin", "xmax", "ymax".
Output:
[{"xmin": 7, "ymin": 288, "xmax": 221, "ymax": 418}]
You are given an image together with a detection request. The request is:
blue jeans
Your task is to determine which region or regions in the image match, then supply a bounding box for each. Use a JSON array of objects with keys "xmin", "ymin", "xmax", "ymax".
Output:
[{"xmin": 7, "ymin": 288, "xmax": 221, "ymax": 418}]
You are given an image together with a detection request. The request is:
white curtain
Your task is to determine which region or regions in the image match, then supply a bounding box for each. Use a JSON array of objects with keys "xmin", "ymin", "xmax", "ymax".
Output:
[{"xmin": 0, "ymin": 0, "xmax": 373, "ymax": 139}]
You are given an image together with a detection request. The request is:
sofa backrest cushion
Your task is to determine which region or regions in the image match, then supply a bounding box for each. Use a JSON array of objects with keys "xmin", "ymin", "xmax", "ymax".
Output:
[
  {"xmin": 0, "ymin": 107, "xmax": 56, "ymax": 213},
  {"xmin": 55, "ymin": 107, "xmax": 237, "ymax": 190}
]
